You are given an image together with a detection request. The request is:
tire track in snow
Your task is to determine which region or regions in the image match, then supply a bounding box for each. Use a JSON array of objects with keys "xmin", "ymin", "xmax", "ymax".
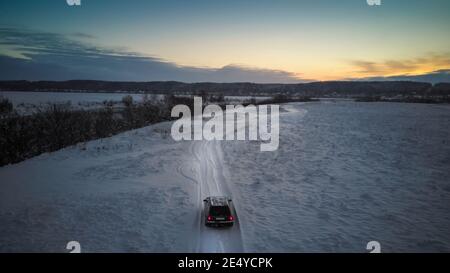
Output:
[
  {"xmin": 180, "ymin": 103, "xmax": 303, "ymax": 252},
  {"xmin": 188, "ymin": 140, "xmax": 244, "ymax": 253}
]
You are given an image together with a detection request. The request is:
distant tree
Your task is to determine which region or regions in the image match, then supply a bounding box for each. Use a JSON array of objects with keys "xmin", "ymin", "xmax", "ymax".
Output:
[
  {"xmin": 195, "ymin": 90, "xmax": 208, "ymax": 101},
  {"xmin": 272, "ymin": 94, "xmax": 290, "ymax": 102},
  {"xmin": 209, "ymin": 93, "xmax": 225, "ymax": 103}
]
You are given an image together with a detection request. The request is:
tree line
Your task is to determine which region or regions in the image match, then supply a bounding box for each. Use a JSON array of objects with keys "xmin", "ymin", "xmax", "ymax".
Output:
[
  {"xmin": 0, "ymin": 95, "xmax": 193, "ymax": 166},
  {"xmin": 2, "ymin": 80, "xmax": 449, "ymax": 97}
]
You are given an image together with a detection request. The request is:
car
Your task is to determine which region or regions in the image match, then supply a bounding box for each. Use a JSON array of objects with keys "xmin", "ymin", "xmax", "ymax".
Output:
[{"xmin": 203, "ymin": 196, "xmax": 235, "ymax": 227}]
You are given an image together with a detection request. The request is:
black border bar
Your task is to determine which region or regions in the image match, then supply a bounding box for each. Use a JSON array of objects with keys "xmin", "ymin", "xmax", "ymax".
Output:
[{"xmin": 0, "ymin": 253, "xmax": 447, "ymax": 272}]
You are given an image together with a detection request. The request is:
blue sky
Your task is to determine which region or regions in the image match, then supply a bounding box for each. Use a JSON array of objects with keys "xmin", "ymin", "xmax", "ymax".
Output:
[{"xmin": 0, "ymin": 0, "xmax": 449, "ymax": 82}]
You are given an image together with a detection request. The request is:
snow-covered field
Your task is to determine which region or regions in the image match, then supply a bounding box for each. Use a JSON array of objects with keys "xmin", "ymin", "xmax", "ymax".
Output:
[
  {"xmin": 0, "ymin": 122, "xmax": 198, "ymax": 252},
  {"xmin": 1, "ymin": 100, "xmax": 449, "ymax": 252},
  {"xmin": 223, "ymin": 101, "xmax": 450, "ymax": 252}
]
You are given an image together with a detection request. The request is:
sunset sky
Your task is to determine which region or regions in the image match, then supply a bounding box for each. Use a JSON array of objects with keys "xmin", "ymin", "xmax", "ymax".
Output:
[{"xmin": 0, "ymin": 0, "xmax": 449, "ymax": 82}]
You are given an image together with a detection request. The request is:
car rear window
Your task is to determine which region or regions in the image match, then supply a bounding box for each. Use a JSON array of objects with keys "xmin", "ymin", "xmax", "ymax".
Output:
[{"xmin": 210, "ymin": 206, "xmax": 230, "ymax": 216}]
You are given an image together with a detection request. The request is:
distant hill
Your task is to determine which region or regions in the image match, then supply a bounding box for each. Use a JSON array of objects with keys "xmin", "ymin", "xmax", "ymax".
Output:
[{"xmin": 1, "ymin": 80, "xmax": 449, "ymax": 97}]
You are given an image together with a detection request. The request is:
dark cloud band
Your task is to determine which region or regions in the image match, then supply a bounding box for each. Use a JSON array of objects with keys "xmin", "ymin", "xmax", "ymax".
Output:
[{"xmin": 0, "ymin": 27, "xmax": 304, "ymax": 83}]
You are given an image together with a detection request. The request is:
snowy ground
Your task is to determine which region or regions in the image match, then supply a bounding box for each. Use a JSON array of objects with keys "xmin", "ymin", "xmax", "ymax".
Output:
[
  {"xmin": 222, "ymin": 101, "xmax": 450, "ymax": 252},
  {"xmin": 1, "ymin": 100, "xmax": 449, "ymax": 252},
  {"xmin": 0, "ymin": 121, "xmax": 244, "ymax": 252},
  {"xmin": 0, "ymin": 122, "xmax": 198, "ymax": 252}
]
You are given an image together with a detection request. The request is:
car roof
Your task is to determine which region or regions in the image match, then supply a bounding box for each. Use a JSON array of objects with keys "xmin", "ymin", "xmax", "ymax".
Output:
[{"xmin": 209, "ymin": 196, "xmax": 229, "ymax": 206}]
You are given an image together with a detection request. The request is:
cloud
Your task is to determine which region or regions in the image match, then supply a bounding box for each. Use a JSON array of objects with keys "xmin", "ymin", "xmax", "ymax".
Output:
[
  {"xmin": 350, "ymin": 54, "xmax": 450, "ymax": 77},
  {"xmin": 203, "ymin": 64, "xmax": 305, "ymax": 83},
  {"xmin": 70, "ymin": 32, "xmax": 96, "ymax": 39},
  {"xmin": 355, "ymin": 69, "xmax": 450, "ymax": 84},
  {"xmin": 351, "ymin": 60, "xmax": 382, "ymax": 74},
  {"xmin": 0, "ymin": 27, "xmax": 304, "ymax": 83}
]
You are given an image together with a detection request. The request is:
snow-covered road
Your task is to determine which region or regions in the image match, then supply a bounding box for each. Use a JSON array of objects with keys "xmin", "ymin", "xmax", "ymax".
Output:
[{"xmin": 188, "ymin": 140, "xmax": 244, "ymax": 253}]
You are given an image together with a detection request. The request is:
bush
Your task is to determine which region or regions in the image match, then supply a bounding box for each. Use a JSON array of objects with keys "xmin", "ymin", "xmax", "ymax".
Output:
[
  {"xmin": 122, "ymin": 95, "xmax": 133, "ymax": 107},
  {"xmin": 0, "ymin": 96, "xmax": 13, "ymax": 115}
]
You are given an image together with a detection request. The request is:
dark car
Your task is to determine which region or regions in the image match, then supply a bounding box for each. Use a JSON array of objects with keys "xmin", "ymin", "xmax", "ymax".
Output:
[{"xmin": 203, "ymin": 196, "xmax": 235, "ymax": 227}]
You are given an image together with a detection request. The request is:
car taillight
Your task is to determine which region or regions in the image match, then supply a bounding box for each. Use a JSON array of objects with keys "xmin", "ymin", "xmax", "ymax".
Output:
[
  {"xmin": 228, "ymin": 215, "xmax": 234, "ymax": 221},
  {"xmin": 207, "ymin": 216, "xmax": 213, "ymax": 221}
]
